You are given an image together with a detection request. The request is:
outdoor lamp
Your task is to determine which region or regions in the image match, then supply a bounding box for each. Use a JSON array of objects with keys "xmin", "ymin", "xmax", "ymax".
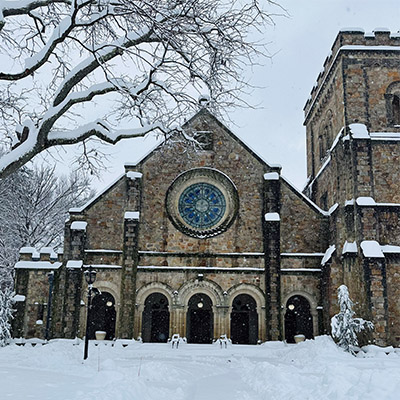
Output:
[
  {"xmin": 84, "ymin": 266, "xmax": 97, "ymax": 285},
  {"xmin": 83, "ymin": 265, "xmax": 97, "ymax": 360}
]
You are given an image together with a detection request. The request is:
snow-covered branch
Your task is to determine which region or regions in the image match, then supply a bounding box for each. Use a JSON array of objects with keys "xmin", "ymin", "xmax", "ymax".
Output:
[{"xmin": 0, "ymin": 0, "xmax": 278, "ymax": 178}]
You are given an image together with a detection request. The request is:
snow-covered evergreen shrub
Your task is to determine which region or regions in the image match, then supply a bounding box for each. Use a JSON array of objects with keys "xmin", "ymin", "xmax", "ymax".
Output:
[
  {"xmin": 0, "ymin": 286, "xmax": 14, "ymax": 347},
  {"xmin": 331, "ymin": 285, "xmax": 373, "ymax": 354}
]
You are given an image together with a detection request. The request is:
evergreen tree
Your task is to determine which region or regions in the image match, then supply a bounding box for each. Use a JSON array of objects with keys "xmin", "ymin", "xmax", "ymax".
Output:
[{"xmin": 331, "ymin": 285, "xmax": 373, "ymax": 354}]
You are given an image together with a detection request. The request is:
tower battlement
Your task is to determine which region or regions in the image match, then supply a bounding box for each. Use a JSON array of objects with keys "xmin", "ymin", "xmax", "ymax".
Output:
[{"xmin": 304, "ymin": 29, "xmax": 400, "ymax": 118}]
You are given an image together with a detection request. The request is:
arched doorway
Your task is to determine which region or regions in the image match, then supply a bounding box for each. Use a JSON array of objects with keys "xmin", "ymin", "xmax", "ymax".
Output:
[
  {"xmin": 142, "ymin": 293, "xmax": 170, "ymax": 342},
  {"xmin": 231, "ymin": 294, "xmax": 258, "ymax": 344},
  {"xmin": 89, "ymin": 291, "xmax": 116, "ymax": 340},
  {"xmin": 284, "ymin": 295, "xmax": 313, "ymax": 343},
  {"xmin": 187, "ymin": 293, "xmax": 213, "ymax": 343}
]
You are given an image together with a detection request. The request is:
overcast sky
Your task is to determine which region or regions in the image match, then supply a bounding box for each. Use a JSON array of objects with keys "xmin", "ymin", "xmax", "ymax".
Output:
[{"xmin": 49, "ymin": 0, "xmax": 400, "ymax": 192}]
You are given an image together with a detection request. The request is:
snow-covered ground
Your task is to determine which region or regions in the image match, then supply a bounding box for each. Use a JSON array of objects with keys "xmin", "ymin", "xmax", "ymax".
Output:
[{"xmin": 1, "ymin": 336, "xmax": 400, "ymax": 400}]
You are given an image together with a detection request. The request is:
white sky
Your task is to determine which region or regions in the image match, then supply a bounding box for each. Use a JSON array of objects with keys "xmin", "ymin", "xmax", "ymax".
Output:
[{"xmin": 47, "ymin": 0, "xmax": 400, "ymax": 192}]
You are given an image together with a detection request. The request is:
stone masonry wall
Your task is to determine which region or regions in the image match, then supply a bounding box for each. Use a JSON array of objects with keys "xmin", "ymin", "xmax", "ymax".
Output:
[
  {"xmin": 280, "ymin": 181, "xmax": 328, "ymax": 253},
  {"xmin": 137, "ymin": 111, "xmax": 268, "ymax": 257}
]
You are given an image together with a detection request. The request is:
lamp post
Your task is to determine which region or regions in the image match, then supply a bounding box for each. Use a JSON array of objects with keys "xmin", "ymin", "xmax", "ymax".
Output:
[
  {"xmin": 44, "ymin": 271, "xmax": 54, "ymax": 341},
  {"xmin": 83, "ymin": 266, "xmax": 97, "ymax": 360}
]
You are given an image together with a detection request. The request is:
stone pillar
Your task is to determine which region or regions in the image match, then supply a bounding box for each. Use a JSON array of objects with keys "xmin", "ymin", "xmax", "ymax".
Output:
[
  {"xmin": 119, "ymin": 214, "xmax": 140, "ymax": 338},
  {"xmin": 61, "ymin": 221, "xmax": 86, "ymax": 338},
  {"xmin": 12, "ymin": 269, "xmax": 29, "ymax": 338},
  {"xmin": 351, "ymin": 133, "xmax": 374, "ymax": 199},
  {"xmin": 363, "ymin": 257, "xmax": 388, "ymax": 345},
  {"xmin": 263, "ymin": 170, "xmax": 282, "ymax": 341}
]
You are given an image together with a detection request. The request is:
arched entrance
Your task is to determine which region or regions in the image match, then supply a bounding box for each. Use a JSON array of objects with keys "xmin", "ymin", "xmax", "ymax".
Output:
[
  {"xmin": 284, "ymin": 295, "xmax": 313, "ymax": 343},
  {"xmin": 230, "ymin": 294, "xmax": 258, "ymax": 344},
  {"xmin": 89, "ymin": 291, "xmax": 116, "ymax": 340},
  {"xmin": 187, "ymin": 293, "xmax": 213, "ymax": 343},
  {"xmin": 142, "ymin": 293, "xmax": 170, "ymax": 342}
]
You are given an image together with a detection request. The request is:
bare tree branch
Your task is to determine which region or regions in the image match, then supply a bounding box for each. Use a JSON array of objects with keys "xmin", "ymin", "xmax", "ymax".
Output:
[{"xmin": 0, "ymin": 0, "xmax": 279, "ymax": 178}]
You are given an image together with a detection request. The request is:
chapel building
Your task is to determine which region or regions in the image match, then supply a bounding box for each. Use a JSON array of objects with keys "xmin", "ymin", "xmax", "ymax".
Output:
[{"xmin": 13, "ymin": 29, "xmax": 400, "ymax": 347}]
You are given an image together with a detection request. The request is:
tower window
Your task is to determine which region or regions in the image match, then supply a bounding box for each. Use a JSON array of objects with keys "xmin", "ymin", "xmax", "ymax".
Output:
[{"xmin": 393, "ymin": 95, "xmax": 400, "ymax": 126}]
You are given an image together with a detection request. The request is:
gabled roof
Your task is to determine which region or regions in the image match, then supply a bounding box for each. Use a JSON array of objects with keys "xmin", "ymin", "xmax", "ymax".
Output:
[{"xmin": 131, "ymin": 108, "xmax": 278, "ymax": 169}]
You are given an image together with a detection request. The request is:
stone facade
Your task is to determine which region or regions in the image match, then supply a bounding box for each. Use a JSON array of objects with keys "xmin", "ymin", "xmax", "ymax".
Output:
[
  {"xmin": 13, "ymin": 29, "xmax": 400, "ymax": 346},
  {"xmin": 303, "ymin": 29, "xmax": 400, "ymax": 346}
]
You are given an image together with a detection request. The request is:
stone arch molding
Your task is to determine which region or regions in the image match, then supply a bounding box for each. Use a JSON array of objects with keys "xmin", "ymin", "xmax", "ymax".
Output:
[
  {"xmin": 178, "ymin": 278, "xmax": 224, "ymax": 308},
  {"xmin": 282, "ymin": 290, "xmax": 319, "ymax": 337},
  {"xmin": 93, "ymin": 280, "xmax": 120, "ymax": 306},
  {"xmin": 282, "ymin": 290, "xmax": 318, "ymax": 310},
  {"xmin": 227, "ymin": 283, "xmax": 265, "ymax": 311},
  {"xmin": 135, "ymin": 282, "xmax": 174, "ymax": 312},
  {"xmin": 386, "ymin": 80, "xmax": 400, "ymax": 95}
]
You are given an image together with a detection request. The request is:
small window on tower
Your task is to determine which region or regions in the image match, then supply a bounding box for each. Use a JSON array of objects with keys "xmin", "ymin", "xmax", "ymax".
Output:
[
  {"xmin": 393, "ymin": 95, "xmax": 400, "ymax": 126},
  {"xmin": 318, "ymin": 135, "xmax": 324, "ymax": 160},
  {"xmin": 385, "ymin": 81, "xmax": 400, "ymax": 127}
]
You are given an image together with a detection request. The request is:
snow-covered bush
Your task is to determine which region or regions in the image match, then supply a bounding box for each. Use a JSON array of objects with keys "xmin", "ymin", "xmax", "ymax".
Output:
[
  {"xmin": 0, "ymin": 285, "xmax": 14, "ymax": 347},
  {"xmin": 331, "ymin": 285, "xmax": 373, "ymax": 354}
]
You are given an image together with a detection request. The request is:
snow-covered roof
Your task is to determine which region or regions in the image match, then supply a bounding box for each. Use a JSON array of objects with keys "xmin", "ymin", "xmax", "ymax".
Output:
[
  {"xmin": 13, "ymin": 295, "xmax": 26, "ymax": 302},
  {"xmin": 83, "ymin": 264, "xmax": 122, "ymax": 269},
  {"xmin": 342, "ymin": 241, "xmax": 358, "ymax": 255},
  {"xmin": 66, "ymin": 260, "xmax": 83, "ymax": 269},
  {"xmin": 381, "ymin": 245, "xmax": 400, "ymax": 254},
  {"xmin": 19, "ymin": 247, "xmax": 36, "ymax": 254},
  {"xmin": 280, "ymin": 252, "xmax": 325, "ymax": 257},
  {"xmin": 264, "ymin": 212, "xmax": 280, "ymax": 222},
  {"xmin": 70, "ymin": 221, "xmax": 87, "ymax": 231},
  {"xmin": 15, "ymin": 261, "xmax": 62, "ymax": 270},
  {"xmin": 360, "ymin": 241, "xmax": 384, "ymax": 258},
  {"xmin": 85, "ymin": 249, "xmax": 123, "ymax": 253},
  {"xmin": 356, "ymin": 197, "xmax": 376, "ymax": 206},
  {"xmin": 280, "ymin": 268, "xmax": 322, "ymax": 273},
  {"xmin": 126, "ymin": 171, "xmax": 143, "ymax": 180},
  {"xmin": 125, "ymin": 211, "xmax": 140, "ymax": 220},
  {"xmin": 328, "ymin": 203, "xmax": 339, "ymax": 215},
  {"xmin": 264, "ymin": 172, "xmax": 279, "ymax": 180},
  {"xmin": 321, "ymin": 245, "xmax": 336, "ymax": 266}
]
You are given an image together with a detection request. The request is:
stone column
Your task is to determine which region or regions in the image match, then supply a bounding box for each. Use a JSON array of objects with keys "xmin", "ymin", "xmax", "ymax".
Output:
[
  {"xmin": 61, "ymin": 221, "xmax": 86, "ymax": 338},
  {"xmin": 363, "ymin": 257, "xmax": 388, "ymax": 346},
  {"xmin": 263, "ymin": 170, "xmax": 282, "ymax": 341},
  {"xmin": 350, "ymin": 132, "xmax": 374, "ymax": 199},
  {"xmin": 119, "ymin": 214, "xmax": 140, "ymax": 338}
]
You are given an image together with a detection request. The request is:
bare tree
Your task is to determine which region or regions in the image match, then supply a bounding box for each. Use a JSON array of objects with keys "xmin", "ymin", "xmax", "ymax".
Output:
[
  {"xmin": 0, "ymin": 164, "xmax": 92, "ymax": 280},
  {"xmin": 0, "ymin": 0, "xmax": 278, "ymax": 178}
]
